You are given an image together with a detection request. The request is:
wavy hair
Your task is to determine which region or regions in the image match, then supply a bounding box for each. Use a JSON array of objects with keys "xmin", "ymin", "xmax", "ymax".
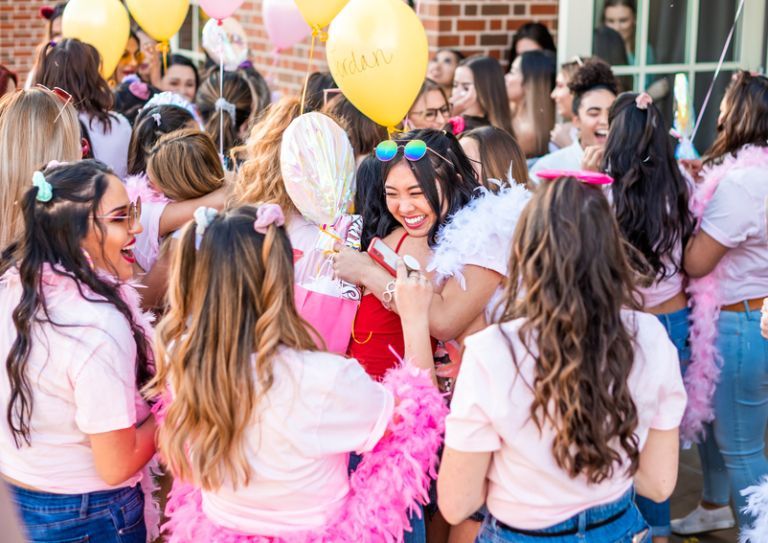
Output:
[
  {"xmin": 1, "ymin": 160, "xmax": 153, "ymax": 447},
  {"xmin": 145, "ymin": 205, "xmax": 318, "ymax": 490},
  {"xmin": 603, "ymin": 92, "xmax": 694, "ymax": 283},
  {"xmin": 705, "ymin": 71, "xmax": 768, "ymax": 164},
  {"xmin": 232, "ymin": 96, "xmax": 302, "ymax": 214},
  {"xmin": 496, "ymin": 179, "xmax": 641, "ymax": 483}
]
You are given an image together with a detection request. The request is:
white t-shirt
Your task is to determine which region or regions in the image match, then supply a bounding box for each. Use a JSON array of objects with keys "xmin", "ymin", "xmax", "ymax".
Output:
[
  {"xmin": 446, "ymin": 310, "xmax": 686, "ymax": 529},
  {"xmin": 80, "ymin": 112, "xmax": 132, "ymax": 179},
  {"xmin": 0, "ymin": 269, "xmax": 148, "ymax": 493},
  {"xmin": 202, "ymin": 348, "xmax": 394, "ymax": 534},
  {"xmin": 700, "ymin": 164, "xmax": 768, "ymax": 305},
  {"xmin": 529, "ymin": 140, "xmax": 584, "ymax": 184}
]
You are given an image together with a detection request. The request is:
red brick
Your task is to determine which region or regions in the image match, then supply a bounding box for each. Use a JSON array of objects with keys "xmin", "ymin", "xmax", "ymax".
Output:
[
  {"xmin": 531, "ymin": 5, "xmax": 558, "ymax": 16},
  {"xmin": 457, "ymin": 20, "xmax": 485, "ymax": 31},
  {"xmin": 481, "ymin": 4, "xmax": 510, "ymax": 16}
]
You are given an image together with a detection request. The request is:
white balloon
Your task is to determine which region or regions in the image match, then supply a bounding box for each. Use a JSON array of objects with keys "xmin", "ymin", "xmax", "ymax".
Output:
[{"xmin": 202, "ymin": 17, "xmax": 249, "ymax": 71}]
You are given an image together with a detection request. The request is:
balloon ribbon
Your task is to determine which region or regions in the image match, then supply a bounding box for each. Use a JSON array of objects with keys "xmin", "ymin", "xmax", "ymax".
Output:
[
  {"xmin": 300, "ymin": 26, "xmax": 329, "ymax": 115},
  {"xmin": 156, "ymin": 41, "xmax": 170, "ymax": 72}
]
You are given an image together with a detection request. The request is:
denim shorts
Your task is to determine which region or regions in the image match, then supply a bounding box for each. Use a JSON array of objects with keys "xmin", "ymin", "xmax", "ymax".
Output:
[
  {"xmin": 10, "ymin": 483, "xmax": 145, "ymax": 543},
  {"xmin": 476, "ymin": 490, "xmax": 649, "ymax": 543}
]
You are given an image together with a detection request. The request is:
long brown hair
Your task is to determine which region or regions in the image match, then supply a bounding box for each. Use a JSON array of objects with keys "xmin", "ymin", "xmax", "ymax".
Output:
[
  {"xmin": 705, "ymin": 71, "xmax": 768, "ymax": 165},
  {"xmin": 518, "ymin": 50, "xmax": 556, "ymax": 157},
  {"xmin": 232, "ymin": 96, "xmax": 301, "ymax": 214},
  {"xmin": 145, "ymin": 205, "xmax": 318, "ymax": 490},
  {"xmin": 497, "ymin": 179, "xmax": 641, "ymax": 483},
  {"xmin": 460, "ymin": 126, "xmax": 529, "ymax": 189},
  {"xmin": 460, "ymin": 56, "xmax": 515, "ymax": 136},
  {"xmin": 33, "ymin": 39, "xmax": 116, "ymax": 131},
  {"xmin": 146, "ymin": 129, "xmax": 225, "ymax": 201}
]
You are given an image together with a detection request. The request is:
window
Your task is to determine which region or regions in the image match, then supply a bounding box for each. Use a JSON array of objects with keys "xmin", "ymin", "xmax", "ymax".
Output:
[
  {"xmin": 171, "ymin": 0, "xmax": 207, "ymax": 65},
  {"xmin": 557, "ymin": 0, "xmax": 766, "ymax": 151}
]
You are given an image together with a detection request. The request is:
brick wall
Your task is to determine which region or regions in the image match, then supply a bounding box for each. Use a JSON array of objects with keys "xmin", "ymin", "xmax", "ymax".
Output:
[
  {"xmin": 2, "ymin": 0, "xmax": 559, "ymax": 94},
  {"xmin": 0, "ymin": 0, "xmax": 48, "ymax": 82}
]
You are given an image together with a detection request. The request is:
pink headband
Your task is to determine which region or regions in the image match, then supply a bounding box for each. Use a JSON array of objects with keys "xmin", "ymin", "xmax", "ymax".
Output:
[
  {"xmin": 536, "ymin": 169, "xmax": 614, "ymax": 185},
  {"xmin": 254, "ymin": 204, "xmax": 285, "ymax": 234}
]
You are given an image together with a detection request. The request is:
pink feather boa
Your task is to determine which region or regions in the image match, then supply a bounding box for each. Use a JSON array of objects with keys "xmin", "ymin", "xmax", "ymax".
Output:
[
  {"xmin": 157, "ymin": 364, "xmax": 448, "ymax": 543},
  {"xmin": 682, "ymin": 145, "xmax": 768, "ymax": 444},
  {"xmin": 125, "ymin": 173, "xmax": 170, "ymax": 205}
]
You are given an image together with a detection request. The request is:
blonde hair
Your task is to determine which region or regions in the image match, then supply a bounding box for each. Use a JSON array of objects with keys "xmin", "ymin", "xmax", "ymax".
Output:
[
  {"xmin": 232, "ymin": 96, "xmax": 301, "ymax": 214},
  {"xmin": 0, "ymin": 89, "xmax": 81, "ymax": 248},
  {"xmin": 145, "ymin": 205, "xmax": 318, "ymax": 490},
  {"xmin": 146, "ymin": 129, "xmax": 225, "ymax": 201}
]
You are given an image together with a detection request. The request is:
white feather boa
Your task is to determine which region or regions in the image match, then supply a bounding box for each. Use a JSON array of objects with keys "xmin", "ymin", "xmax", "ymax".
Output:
[
  {"xmin": 428, "ymin": 183, "xmax": 531, "ymax": 289},
  {"xmin": 742, "ymin": 476, "xmax": 768, "ymax": 543}
]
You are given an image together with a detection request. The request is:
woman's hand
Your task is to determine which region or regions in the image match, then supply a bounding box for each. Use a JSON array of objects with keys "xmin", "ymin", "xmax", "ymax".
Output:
[
  {"xmin": 394, "ymin": 259, "xmax": 433, "ymax": 326},
  {"xmin": 581, "ymin": 145, "xmax": 605, "ymax": 172},
  {"xmin": 680, "ymin": 159, "xmax": 703, "ymax": 182},
  {"xmin": 550, "ymin": 122, "xmax": 574, "ymax": 149},
  {"xmin": 761, "ymin": 298, "xmax": 768, "ymax": 340},
  {"xmin": 333, "ymin": 246, "xmax": 376, "ymax": 286},
  {"xmin": 450, "ymin": 86, "xmax": 478, "ymax": 117}
]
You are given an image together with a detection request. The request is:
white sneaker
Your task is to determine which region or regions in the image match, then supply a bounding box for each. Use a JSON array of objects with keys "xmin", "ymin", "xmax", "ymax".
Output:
[{"xmin": 670, "ymin": 505, "xmax": 736, "ymax": 535}]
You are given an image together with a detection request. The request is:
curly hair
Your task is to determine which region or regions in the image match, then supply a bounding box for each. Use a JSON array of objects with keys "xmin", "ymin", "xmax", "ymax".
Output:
[
  {"xmin": 496, "ymin": 179, "xmax": 642, "ymax": 484},
  {"xmin": 568, "ymin": 58, "xmax": 619, "ymax": 115},
  {"xmin": 603, "ymin": 92, "xmax": 694, "ymax": 284},
  {"xmin": 145, "ymin": 205, "xmax": 318, "ymax": 490}
]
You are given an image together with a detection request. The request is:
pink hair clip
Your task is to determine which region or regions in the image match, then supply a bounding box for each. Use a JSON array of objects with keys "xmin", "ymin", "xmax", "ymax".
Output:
[
  {"xmin": 536, "ymin": 169, "xmax": 614, "ymax": 185},
  {"xmin": 254, "ymin": 204, "xmax": 285, "ymax": 234},
  {"xmin": 635, "ymin": 92, "xmax": 653, "ymax": 110}
]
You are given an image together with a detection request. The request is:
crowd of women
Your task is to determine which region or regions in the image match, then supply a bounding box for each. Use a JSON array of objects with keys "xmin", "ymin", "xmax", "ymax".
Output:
[{"xmin": 0, "ymin": 1, "xmax": 767, "ymax": 542}]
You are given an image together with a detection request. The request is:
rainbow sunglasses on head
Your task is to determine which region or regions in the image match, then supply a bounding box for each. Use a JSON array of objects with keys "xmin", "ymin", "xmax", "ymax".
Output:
[
  {"xmin": 535, "ymin": 169, "xmax": 614, "ymax": 185},
  {"xmin": 375, "ymin": 139, "xmax": 452, "ymax": 165}
]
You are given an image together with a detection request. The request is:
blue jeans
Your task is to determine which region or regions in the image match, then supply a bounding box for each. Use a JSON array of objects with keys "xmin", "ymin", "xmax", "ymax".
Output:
[
  {"xmin": 10, "ymin": 484, "xmax": 145, "ymax": 543},
  {"xmin": 349, "ymin": 453, "xmax": 426, "ymax": 543},
  {"xmin": 705, "ymin": 308, "xmax": 768, "ymax": 526},
  {"xmin": 635, "ymin": 307, "xmax": 690, "ymax": 537},
  {"xmin": 476, "ymin": 490, "xmax": 648, "ymax": 542}
]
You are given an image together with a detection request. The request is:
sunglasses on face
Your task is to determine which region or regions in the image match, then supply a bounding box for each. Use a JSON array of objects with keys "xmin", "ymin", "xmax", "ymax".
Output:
[
  {"xmin": 121, "ymin": 50, "xmax": 146, "ymax": 64},
  {"xmin": 410, "ymin": 105, "xmax": 450, "ymax": 121},
  {"xmin": 95, "ymin": 197, "xmax": 142, "ymax": 230},
  {"xmin": 375, "ymin": 139, "xmax": 452, "ymax": 165}
]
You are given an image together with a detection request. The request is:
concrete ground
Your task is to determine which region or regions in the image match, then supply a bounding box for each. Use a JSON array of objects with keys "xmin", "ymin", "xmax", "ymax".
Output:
[{"xmin": 670, "ymin": 447, "xmax": 737, "ymax": 543}]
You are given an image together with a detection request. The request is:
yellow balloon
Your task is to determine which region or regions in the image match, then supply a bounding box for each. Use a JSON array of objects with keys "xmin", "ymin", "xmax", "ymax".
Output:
[
  {"xmin": 326, "ymin": 0, "xmax": 428, "ymax": 130},
  {"xmin": 294, "ymin": 0, "xmax": 348, "ymax": 30},
  {"xmin": 61, "ymin": 0, "xmax": 130, "ymax": 79},
  {"xmin": 126, "ymin": 0, "xmax": 190, "ymax": 42}
]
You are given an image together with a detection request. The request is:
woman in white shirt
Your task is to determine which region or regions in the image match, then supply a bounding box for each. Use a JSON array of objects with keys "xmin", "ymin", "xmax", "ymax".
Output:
[{"xmin": 438, "ymin": 176, "xmax": 686, "ymax": 542}]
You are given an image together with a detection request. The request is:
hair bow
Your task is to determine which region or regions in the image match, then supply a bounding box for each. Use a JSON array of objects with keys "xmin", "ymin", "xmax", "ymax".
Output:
[
  {"xmin": 254, "ymin": 204, "xmax": 285, "ymax": 234},
  {"xmin": 535, "ymin": 169, "xmax": 614, "ymax": 185},
  {"xmin": 215, "ymin": 97, "xmax": 237, "ymax": 124},
  {"xmin": 32, "ymin": 171, "xmax": 53, "ymax": 202},
  {"xmin": 151, "ymin": 112, "xmax": 162, "ymax": 127},
  {"xmin": 193, "ymin": 206, "xmax": 218, "ymax": 249},
  {"xmin": 129, "ymin": 79, "xmax": 150, "ymax": 101},
  {"xmin": 635, "ymin": 92, "xmax": 653, "ymax": 110}
]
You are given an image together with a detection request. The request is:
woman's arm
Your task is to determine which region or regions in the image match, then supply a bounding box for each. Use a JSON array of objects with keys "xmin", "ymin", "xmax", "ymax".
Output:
[
  {"xmin": 437, "ymin": 447, "xmax": 492, "ymax": 524},
  {"xmin": 137, "ymin": 239, "xmax": 175, "ymax": 311},
  {"xmin": 394, "ymin": 260, "xmax": 436, "ymax": 384},
  {"xmin": 334, "ymin": 247, "xmax": 501, "ymax": 340},
  {"xmin": 634, "ymin": 428, "xmax": 679, "ymax": 502},
  {"xmin": 683, "ymin": 231, "xmax": 729, "ymax": 278},
  {"xmin": 89, "ymin": 415, "xmax": 157, "ymax": 486},
  {"xmin": 158, "ymin": 186, "xmax": 228, "ymax": 236}
]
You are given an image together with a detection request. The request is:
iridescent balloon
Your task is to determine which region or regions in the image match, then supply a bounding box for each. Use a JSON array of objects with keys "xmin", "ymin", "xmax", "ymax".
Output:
[
  {"xmin": 202, "ymin": 17, "xmax": 249, "ymax": 71},
  {"xmin": 280, "ymin": 112, "xmax": 356, "ymax": 226}
]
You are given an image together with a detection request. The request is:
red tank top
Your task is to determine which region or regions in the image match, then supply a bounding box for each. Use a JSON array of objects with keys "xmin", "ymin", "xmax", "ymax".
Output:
[{"xmin": 348, "ymin": 234, "xmax": 434, "ymax": 380}]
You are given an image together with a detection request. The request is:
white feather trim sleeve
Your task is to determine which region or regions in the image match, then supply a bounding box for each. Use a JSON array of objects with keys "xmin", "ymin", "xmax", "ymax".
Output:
[{"xmin": 428, "ymin": 184, "xmax": 531, "ymax": 289}]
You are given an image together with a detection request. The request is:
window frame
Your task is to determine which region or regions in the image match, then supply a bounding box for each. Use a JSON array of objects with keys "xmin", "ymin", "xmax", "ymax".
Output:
[{"xmin": 170, "ymin": 0, "xmax": 207, "ymax": 64}]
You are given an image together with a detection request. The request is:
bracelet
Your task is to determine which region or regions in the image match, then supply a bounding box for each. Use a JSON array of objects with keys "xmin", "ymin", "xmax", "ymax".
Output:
[{"xmin": 381, "ymin": 280, "xmax": 396, "ymax": 311}]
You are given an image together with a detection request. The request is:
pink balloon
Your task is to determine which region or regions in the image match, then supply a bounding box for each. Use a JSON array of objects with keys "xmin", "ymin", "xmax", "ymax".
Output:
[
  {"xmin": 199, "ymin": 0, "xmax": 243, "ymax": 21},
  {"xmin": 263, "ymin": 0, "xmax": 311, "ymax": 52}
]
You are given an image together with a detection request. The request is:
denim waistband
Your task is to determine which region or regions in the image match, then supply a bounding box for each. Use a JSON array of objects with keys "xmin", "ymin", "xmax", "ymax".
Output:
[
  {"xmin": 10, "ymin": 483, "xmax": 140, "ymax": 513},
  {"xmin": 490, "ymin": 489, "xmax": 634, "ymax": 536}
]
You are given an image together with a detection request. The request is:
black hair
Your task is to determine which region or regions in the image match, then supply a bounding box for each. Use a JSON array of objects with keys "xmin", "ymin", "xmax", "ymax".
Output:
[
  {"xmin": 304, "ymin": 72, "xmax": 338, "ymax": 113},
  {"xmin": 508, "ymin": 22, "xmax": 557, "ymax": 66},
  {"xmin": 161, "ymin": 54, "xmax": 201, "ymax": 93},
  {"xmin": 113, "ymin": 79, "xmax": 160, "ymax": 126},
  {"xmin": 375, "ymin": 129, "xmax": 479, "ymax": 246},
  {"xmin": 127, "ymin": 105, "xmax": 196, "ymax": 176},
  {"xmin": 568, "ymin": 58, "xmax": 619, "ymax": 116},
  {"xmin": 602, "ymin": 92, "xmax": 694, "ymax": 283},
  {"xmin": 354, "ymin": 156, "xmax": 386, "ymax": 250},
  {"xmin": 436, "ymin": 48, "xmax": 466, "ymax": 62},
  {"xmin": 1, "ymin": 160, "xmax": 153, "ymax": 447}
]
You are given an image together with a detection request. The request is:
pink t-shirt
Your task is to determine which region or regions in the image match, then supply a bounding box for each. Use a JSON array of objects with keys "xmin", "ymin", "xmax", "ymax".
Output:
[
  {"xmin": 638, "ymin": 245, "xmax": 684, "ymax": 309},
  {"xmin": 0, "ymin": 269, "xmax": 148, "ymax": 493},
  {"xmin": 700, "ymin": 165, "xmax": 768, "ymax": 305},
  {"xmin": 446, "ymin": 310, "xmax": 686, "ymax": 529},
  {"xmin": 202, "ymin": 347, "xmax": 393, "ymax": 534}
]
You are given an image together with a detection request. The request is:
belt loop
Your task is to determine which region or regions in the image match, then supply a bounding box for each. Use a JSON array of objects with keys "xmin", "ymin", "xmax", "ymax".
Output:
[
  {"xmin": 743, "ymin": 300, "xmax": 750, "ymax": 314},
  {"xmin": 79, "ymin": 492, "xmax": 89, "ymax": 518},
  {"xmin": 578, "ymin": 510, "xmax": 587, "ymax": 534}
]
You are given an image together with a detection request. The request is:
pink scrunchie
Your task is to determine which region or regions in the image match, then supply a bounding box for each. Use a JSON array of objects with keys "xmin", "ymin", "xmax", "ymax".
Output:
[{"xmin": 254, "ymin": 204, "xmax": 285, "ymax": 234}]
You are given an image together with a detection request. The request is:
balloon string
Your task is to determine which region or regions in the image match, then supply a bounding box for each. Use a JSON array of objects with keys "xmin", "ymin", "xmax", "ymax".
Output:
[
  {"xmin": 219, "ymin": 58, "xmax": 225, "ymax": 159},
  {"xmin": 156, "ymin": 42, "xmax": 170, "ymax": 73},
  {"xmin": 299, "ymin": 29, "xmax": 319, "ymax": 116},
  {"xmin": 690, "ymin": 0, "xmax": 745, "ymax": 141}
]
